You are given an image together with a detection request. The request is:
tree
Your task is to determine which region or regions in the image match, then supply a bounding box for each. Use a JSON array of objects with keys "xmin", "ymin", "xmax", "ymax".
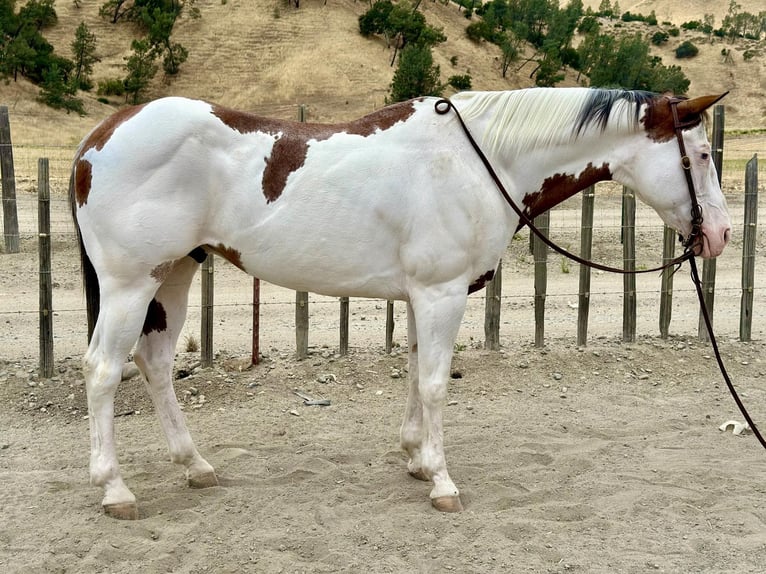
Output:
[
  {"xmin": 18, "ymin": 0, "xmax": 57, "ymax": 30},
  {"xmin": 71, "ymin": 21, "xmax": 98, "ymax": 90},
  {"xmin": 578, "ymin": 31, "xmax": 689, "ymax": 93},
  {"xmin": 388, "ymin": 44, "xmax": 442, "ymax": 102},
  {"xmin": 498, "ymin": 32, "xmax": 521, "ymax": 77},
  {"xmin": 99, "ymin": 0, "xmax": 133, "ymax": 23},
  {"xmin": 123, "ymin": 38, "xmax": 157, "ymax": 103},
  {"xmin": 143, "ymin": 7, "xmax": 187, "ymax": 74},
  {"xmin": 38, "ymin": 62, "xmax": 85, "ymax": 114},
  {"xmin": 359, "ymin": 0, "xmax": 445, "ymax": 66},
  {"xmin": 100, "ymin": 1, "xmax": 196, "ymax": 75}
]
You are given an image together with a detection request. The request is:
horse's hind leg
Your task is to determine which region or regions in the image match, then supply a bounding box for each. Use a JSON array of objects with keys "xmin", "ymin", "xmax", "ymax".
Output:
[
  {"xmin": 84, "ymin": 279, "xmax": 158, "ymax": 520},
  {"xmin": 133, "ymin": 257, "xmax": 218, "ymax": 490}
]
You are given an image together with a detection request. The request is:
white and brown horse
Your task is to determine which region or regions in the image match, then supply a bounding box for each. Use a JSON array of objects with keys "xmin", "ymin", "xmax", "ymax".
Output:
[{"xmin": 70, "ymin": 88, "xmax": 731, "ymax": 519}]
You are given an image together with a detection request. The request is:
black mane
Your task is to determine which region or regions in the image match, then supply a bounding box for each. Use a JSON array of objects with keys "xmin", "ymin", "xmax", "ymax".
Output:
[{"xmin": 574, "ymin": 89, "xmax": 658, "ymax": 136}]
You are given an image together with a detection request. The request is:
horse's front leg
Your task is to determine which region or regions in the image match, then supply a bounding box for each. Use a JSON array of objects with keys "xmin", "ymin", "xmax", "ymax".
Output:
[
  {"xmin": 406, "ymin": 288, "xmax": 467, "ymax": 512},
  {"xmin": 400, "ymin": 303, "xmax": 427, "ymax": 481}
]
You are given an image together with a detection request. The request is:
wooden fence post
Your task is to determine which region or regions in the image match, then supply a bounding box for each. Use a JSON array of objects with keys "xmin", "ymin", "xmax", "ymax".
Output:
[
  {"xmin": 252, "ymin": 278, "xmax": 260, "ymax": 365},
  {"xmin": 577, "ymin": 186, "xmax": 594, "ymax": 346},
  {"xmin": 339, "ymin": 297, "xmax": 349, "ymax": 355},
  {"xmin": 296, "ymin": 291, "xmax": 309, "ymax": 359},
  {"xmin": 533, "ymin": 212, "xmax": 549, "ymax": 348},
  {"xmin": 295, "ymin": 103, "xmax": 310, "ymax": 358},
  {"xmin": 659, "ymin": 225, "xmax": 676, "ymax": 338},
  {"xmin": 200, "ymin": 255, "xmax": 214, "ymax": 367},
  {"xmin": 385, "ymin": 301, "xmax": 394, "ymax": 353},
  {"xmin": 38, "ymin": 158, "xmax": 53, "ymax": 379},
  {"xmin": 484, "ymin": 260, "xmax": 502, "ymax": 350},
  {"xmin": 622, "ymin": 186, "xmax": 636, "ymax": 342},
  {"xmin": 0, "ymin": 106, "xmax": 20, "ymax": 254},
  {"xmin": 698, "ymin": 105, "xmax": 725, "ymax": 341},
  {"xmin": 740, "ymin": 154, "xmax": 758, "ymax": 342}
]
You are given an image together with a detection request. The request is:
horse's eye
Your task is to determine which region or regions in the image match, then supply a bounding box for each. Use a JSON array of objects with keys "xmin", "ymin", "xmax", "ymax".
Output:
[{"xmin": 701, "ymin": 153, "xmax": 709, "ymax": 161}]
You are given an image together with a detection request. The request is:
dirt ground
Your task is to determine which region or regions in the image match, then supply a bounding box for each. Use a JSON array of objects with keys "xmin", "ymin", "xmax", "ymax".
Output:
[{"xmin": 2, "ymin": 179, "xmax": 766, "ymax": 573}]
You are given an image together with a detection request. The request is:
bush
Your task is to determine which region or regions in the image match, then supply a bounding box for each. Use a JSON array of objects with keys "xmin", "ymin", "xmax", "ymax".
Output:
[
  {"xmin": 651, "ymin": 31, "xmax": 669, "ymax": 45},
  {"xmin": 466, "ymin": 20, "xmax": 491, "ymax": 43},
  {"xmin": 681, "ymin": 20, "xmax": 701, "ymax": 31},
  {"xmin": 668, "ymin": 27, "xmax": 680, "ymax": 37},
  {"xmin": 448, "ymin": 74, "xmax": 472, "ymax": 90},
  {"xmin": 97, "ymin": 77, "xmax": 125, "ymax": 96},
  {"xmin": 675, "ymin": 41, "xmax": 699, "ymax": 59}
]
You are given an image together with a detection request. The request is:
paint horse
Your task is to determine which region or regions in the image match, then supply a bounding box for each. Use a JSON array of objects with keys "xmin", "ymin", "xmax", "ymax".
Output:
[{"xmin": 70, "ymin": 88, "xmax": 731, "ymax": 519}]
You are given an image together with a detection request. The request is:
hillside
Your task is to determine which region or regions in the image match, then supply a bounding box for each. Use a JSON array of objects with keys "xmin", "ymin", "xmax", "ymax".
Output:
[{"xmin": 1, "ymin": 0, "xmax": 764, "ymax": 148}]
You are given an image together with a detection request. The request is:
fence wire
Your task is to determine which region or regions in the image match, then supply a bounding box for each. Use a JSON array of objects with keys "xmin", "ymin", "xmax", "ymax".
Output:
[{"xmin": 1, "ymin": 144, "xmax": 764, "ymax": 363}]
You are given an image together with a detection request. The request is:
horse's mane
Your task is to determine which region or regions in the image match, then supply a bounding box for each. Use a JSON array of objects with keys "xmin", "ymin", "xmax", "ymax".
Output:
[{"xmin": 453, "ymin": 87, "xmax": 659, "ymax": 159}]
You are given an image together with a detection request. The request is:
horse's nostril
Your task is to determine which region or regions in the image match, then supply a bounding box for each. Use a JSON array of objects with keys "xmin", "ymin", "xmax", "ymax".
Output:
[{"xmin": 724, "ymin": 228, "xmax": 731, "ymax": 244}]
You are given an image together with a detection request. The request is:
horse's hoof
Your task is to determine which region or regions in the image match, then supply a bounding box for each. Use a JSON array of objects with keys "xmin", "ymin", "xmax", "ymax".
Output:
[
  {"xmin": 188, "ymin": 471, "xmax": 219, "ymax": 489},
  {"xmin": 103, "ymin": 502, "xmax": 140, "ymax": 520},
  {"xmin": 431, "ymin": 495, "xmax": 464, "ymax": 513},
  {"xmin": 408, "ymin": 469, "xmax": 429, "ymax": 482}
]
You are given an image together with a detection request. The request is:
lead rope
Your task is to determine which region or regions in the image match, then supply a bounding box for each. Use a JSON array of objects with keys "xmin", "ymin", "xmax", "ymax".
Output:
[
  {"xmin": 688, "ymin": 256, "xmax": 766, "ymax": 449},
  {"xmin": 435, "ymin": 97, "xmax": 766, "ymax": 451}
]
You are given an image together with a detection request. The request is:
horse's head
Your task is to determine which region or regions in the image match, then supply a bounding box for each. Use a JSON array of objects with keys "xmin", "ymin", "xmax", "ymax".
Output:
[{"xmin": 626, "ymin": 93, "xmax": 731, "ymax": 259}]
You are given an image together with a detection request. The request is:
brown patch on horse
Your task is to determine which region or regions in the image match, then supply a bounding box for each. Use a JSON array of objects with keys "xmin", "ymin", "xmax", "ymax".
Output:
[
  {"xmin": 263, "ymin": 137, "xmax": 310, "ymax": 203},
  {"xmin": 142, "ymin": 298, "xmax": 167, "ymax": 336},
  {"xmin": 523, "ymin": 162, "xmax": 612, "ymax": 221},
  {"xmin": 206, "ymin": 243, "xmax": 245, "ymax": 270},
  {"xmin": 74, "ymin": 158, "xmax": 92, "ymax": 207},
  {"xmin": 468, "ymin": 269, "xmax": 495, "ymax": 294},
  {"xmin": 81, "ymin": 104, "xmax": 147, "ymax": 154},
  {"xmin": 150, "ymin": 261, "xmax": 176, "ymax": 283},
  {"xmin": 641, "ymin": 96, "xmax": 686, "ymax": 143},
  {"xmin": 73, "ymin": 104, "xmax": 146, "ymax": 207},
  {"xmin": 211, "ymin": 100, "xmax": 417, "ymax": 202}
]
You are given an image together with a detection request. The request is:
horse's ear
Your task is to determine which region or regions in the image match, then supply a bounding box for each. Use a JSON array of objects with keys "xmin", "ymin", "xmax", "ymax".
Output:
[{"xmin": 676, "ymin": 92, "xmax": 729, "ymax": 119}]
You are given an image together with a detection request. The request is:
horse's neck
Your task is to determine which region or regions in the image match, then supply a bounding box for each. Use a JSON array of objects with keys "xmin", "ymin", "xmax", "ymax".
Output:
[{"xmin": 495, "ymin": 128, "xmax": 628, "ymax": 221}]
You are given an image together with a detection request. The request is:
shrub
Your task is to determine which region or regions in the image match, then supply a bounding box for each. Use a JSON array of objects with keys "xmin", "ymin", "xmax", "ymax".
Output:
[
  {"xmin": 675, "ymin": 41, "xmax": 699, "ymax": 59},
  {"xmin": 448, "ymin": 74, "xmax": 472, "ymax": 90},
  {"xmin": 97, "ymin": 77, "xmax": 125, "ymax": 96},
  {"xmin": 651, "ymin": 31, "xmax": 669, "ymax": 45}
]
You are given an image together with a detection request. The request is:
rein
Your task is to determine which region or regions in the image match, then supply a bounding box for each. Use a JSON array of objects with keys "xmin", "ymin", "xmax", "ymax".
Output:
[{"xmin": 434, "ymin": 96, "xmax": 766, "ymax": 452}]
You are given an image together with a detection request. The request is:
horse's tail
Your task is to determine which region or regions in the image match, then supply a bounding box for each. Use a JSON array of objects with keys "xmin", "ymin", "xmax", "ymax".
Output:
[{"xmin": 69, "ymin": 167, "xmax": 99, "ymax": 342}]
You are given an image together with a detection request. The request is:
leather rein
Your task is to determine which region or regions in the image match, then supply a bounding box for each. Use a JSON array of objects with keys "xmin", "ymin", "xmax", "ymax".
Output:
[{"xmin": 434, "ymin": 96, "xmax": 766, "ymax": 451}]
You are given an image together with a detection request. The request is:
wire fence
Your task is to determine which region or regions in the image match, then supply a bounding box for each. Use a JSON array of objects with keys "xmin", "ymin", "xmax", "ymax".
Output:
[{"xmin": 2, "ymin": 130, "xmax": 765, "ymax": 365}]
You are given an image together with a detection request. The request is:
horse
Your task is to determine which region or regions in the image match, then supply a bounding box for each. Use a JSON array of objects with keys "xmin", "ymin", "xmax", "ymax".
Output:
[{"xmin": 69, "ymin": 87, "xmax": 731, "ymax": 519}]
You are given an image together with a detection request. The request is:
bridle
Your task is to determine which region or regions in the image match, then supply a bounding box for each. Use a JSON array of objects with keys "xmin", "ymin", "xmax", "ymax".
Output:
[
  {"xmin": 434, "ymin": 96, "xmax": 766, "ymax": 451},
  {"xmin": 669, "ymin": 98, "xmax": 705, "ymax": 253},
  {"xmin": 434, "ymin": 97, "xmax": 702, "ymax": 274}
]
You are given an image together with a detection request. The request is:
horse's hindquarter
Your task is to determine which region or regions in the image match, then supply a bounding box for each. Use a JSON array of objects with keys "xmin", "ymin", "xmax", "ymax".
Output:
[{"xmin": 75, "ymin": 97, "xmax": 512, "ymax": 299}]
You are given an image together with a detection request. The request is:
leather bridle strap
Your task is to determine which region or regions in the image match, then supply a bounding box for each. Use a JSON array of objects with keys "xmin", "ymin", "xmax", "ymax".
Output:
[
  {"xmin": 434, "ymin": 98, "xmax": 693, "ymax": 275},
  {"xmin": 669, "ymin": 99, "xmax": 704, "ymax": 250}
]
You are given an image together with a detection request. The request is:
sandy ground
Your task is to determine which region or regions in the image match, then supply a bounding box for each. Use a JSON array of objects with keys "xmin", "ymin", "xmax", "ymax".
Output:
[{"xmin": 2, "ymin": 179, "xmax": 766, "ymax": 573}]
